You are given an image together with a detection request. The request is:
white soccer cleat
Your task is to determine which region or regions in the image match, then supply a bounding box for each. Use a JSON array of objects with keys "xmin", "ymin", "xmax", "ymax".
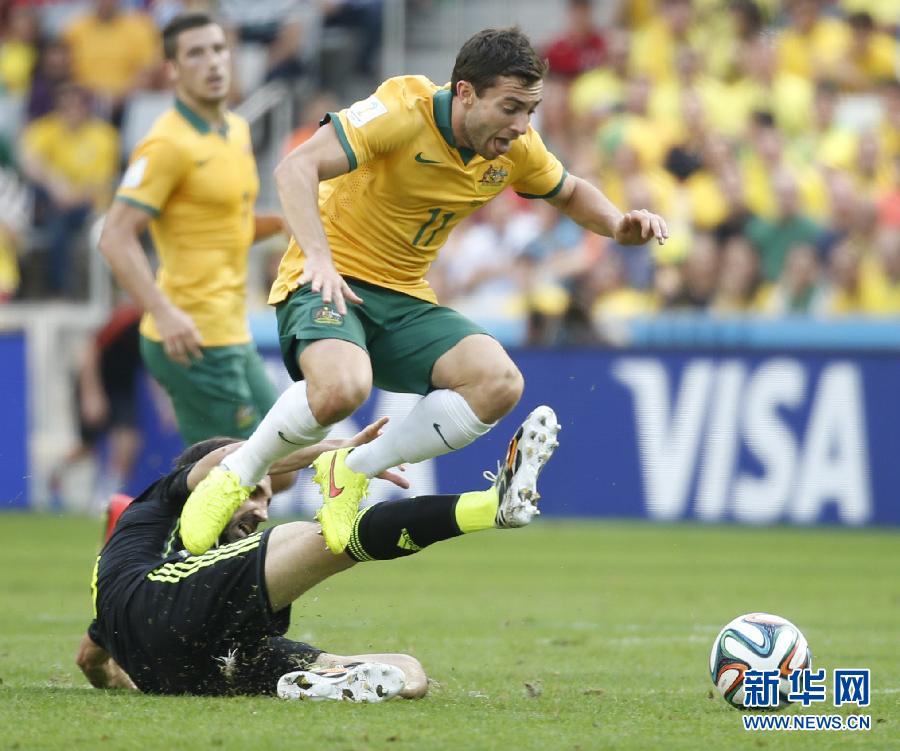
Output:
[
  {"xmin": 487, "ymin": 405, "xmax": 560, "ymax": 528},
  {"xmin": 276, "ymin": 662, "xmax": 406, "ymax": 703}
]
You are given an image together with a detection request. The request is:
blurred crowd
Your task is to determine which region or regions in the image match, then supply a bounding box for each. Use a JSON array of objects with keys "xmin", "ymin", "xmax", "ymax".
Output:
[
  {"xmin": 427, "ymin": 0, "xmax": 900, "ymax": 345},
  {"xmin": 1, "ymin": 0, "xmax": 899, "ymax": 346}
]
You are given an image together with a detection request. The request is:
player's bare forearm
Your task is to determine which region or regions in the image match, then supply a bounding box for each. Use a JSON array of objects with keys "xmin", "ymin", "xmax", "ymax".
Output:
[
  {"xmin": 76, "ymin": 633, "xmax": 137, "ymax": 690},
  {"xmin": 253, "ymin": 212, "xmax": 286, "ymax": 242},
  {"xmin": 274, "ymin": 124, "xmax": 350, "ymax": 267},
  {"xmin": 267, "ymin": 431, "xmax": 373, "ymax": 474},
  {"xmin": 275, "ymin": 160, "xmax": 333, "ymax": 266},
  {"xmin": 269, "ymin": 444, "xmax": 327, "ymax": 474},
  {"xmin": 548, "ymin": 174, "xmax": 623, "ymax": 237},
  {"xmin": 98, "ymin": 202, "xmax": 173, "ymax": 318},
  {"xmin": 548, "ymin": 174, "xmax": 668, "ymax": 246},
  {"xmin": 100, "ymin": 202, "xmax": 204, "ymax": 364},
  {"xmin": 275, "ymin": 123, "xmax": 365, "ymax": 311},
  {"xmin": 186, "ymin": 442, "xmax": 244, "ymax": 490},
  {"xmin": 269, "ymin": 417, "xmax": 410, "ymax": 489}
]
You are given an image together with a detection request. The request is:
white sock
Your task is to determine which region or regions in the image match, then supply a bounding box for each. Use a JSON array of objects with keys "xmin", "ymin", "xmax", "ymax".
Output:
[
  {"xmin": 345, "ymin": 389, "xmax": 493, "ymax": 477},
  {"xmin": 222, "ymin": 381, "xmax": 329, "ymax": 485}
]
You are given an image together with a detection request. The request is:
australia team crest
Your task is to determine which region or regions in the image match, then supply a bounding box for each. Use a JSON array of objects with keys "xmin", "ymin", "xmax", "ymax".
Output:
[
  {"xmin": 478, "ymin": 164, "xmax": 509, "ymax": 191},
  {"xmin": 312, "ymin": 306, "xmax": 344, "ymax": 326}
]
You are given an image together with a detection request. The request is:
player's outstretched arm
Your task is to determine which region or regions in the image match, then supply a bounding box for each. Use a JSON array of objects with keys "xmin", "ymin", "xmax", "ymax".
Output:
[
  {"xmin": 547, "ymin": 174, "xmax": 668, "ymax": 246},
  {"xmin": 98, "ymin": 201, "xmax": 203, "ymax": 365},
  {"xmin": 75, "ymin": 632, "xmax": 137, "ymax": 690},
  {"xmin": 274, "ymin": 124, "xmax": 363, "ymax": 315},
  {"xmin": 269, "ymin": 417, "xmax": 410, "ymax": 489},
  {"xmin": 180, "ymin": 418, "xmax": 409, "ymax": 491}
]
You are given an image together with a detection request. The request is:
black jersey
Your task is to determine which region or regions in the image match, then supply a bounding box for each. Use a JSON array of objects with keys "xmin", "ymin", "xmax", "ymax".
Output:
[{"xmin": 88, "ymin": 466, "xmax": 320, "ymax": 695}]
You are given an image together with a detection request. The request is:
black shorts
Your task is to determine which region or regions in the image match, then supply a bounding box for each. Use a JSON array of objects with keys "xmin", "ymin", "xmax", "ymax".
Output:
[
  {"xmin": 99, "ymin": 528, "xmax": 323, "ymax": 695},
  {"xmin": 74, "ymin": 382, "xmax": 139, "ymax": 446}
]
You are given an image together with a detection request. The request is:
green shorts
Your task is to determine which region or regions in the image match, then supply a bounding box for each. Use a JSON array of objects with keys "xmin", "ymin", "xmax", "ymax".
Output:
[
  {"xmin": 275, "ymin": 279, "xmax": 488, "ymax": 395},
  {"xmin": 140, "ymin": 336, "xmax": 279, "ymax": 445}
]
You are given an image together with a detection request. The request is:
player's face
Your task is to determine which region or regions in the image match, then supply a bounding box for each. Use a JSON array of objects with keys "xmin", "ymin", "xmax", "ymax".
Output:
[
  {"xmin": 459, "ymin": 76, "xmax": 543, "ymax": 160},
  {"xmin": 222, "ymin": 478, "xmax": 272, "ymax": 543},
  {"xmin": 171, "ymin": 24, "xmax": 231, "ymax": 105}
]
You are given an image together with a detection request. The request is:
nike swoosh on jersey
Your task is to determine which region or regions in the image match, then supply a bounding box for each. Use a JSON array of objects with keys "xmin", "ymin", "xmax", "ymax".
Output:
[
  {"xmin": 194, "ymin": 158, "xmax": 212, "ymax": 167},
  {"xmin": 278, "ymin": 431, "xmax": 304, "ymax": 446},
  {"xmin": 415, "ymin": 152, "xmax": 441, "ymax": 164},
  {"xmin": 432, "ymin": 423, "xmax": 457, "ymax": 451},
  {"xmin": 328, "ymin": 454, "xmax": 344, "ymax": 498}
]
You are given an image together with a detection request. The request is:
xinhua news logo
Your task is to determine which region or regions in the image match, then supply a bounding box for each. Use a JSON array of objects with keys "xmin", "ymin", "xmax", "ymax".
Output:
[{"xmin": 741, "ymin": 668, "xmax": 871, "ymax": 732}]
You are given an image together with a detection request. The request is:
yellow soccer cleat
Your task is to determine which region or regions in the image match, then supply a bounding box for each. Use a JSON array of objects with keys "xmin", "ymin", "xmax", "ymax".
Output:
[
  {"xmin": 180, "ymin": 467, "xmax": 253, "ymax": 555},
  {"xmin": 312, "ymin": 448, "xmax": 369, "ymax": 554}
]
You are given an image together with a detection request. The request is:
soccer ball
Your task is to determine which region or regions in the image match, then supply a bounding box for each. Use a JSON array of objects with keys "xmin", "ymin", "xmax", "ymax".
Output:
[{"xmin": 709, "ymin": 612, "xmax": 811, "ymax": 710}]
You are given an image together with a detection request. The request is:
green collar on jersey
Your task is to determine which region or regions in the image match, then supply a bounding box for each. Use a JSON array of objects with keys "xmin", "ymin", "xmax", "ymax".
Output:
[
  {"xmin": 432, "ymin": 88, "xmax": 477, "ymax": 166},
  {"xmin": 175, "ymin": 98, "xmax": 229, "ymax": 137}
]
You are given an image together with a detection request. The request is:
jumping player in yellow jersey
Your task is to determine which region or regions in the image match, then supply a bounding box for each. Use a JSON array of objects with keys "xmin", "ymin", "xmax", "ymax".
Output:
[
  {"xmin": 99, "ymin": 13, "xmax": 286, "ymax": 446},
  {"xmin": 181, "ymin": 27, "xmax": 667, "ymax": 557}
]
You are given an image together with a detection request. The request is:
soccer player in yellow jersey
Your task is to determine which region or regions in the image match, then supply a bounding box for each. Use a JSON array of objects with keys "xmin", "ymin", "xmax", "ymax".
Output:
[
  {"xmin": 181, "ymin": 27, "xmax": 667, "ymax": 556},
  {"xmin": 99, "ymin": 14, "xmax": 286, "ymax": 445}
]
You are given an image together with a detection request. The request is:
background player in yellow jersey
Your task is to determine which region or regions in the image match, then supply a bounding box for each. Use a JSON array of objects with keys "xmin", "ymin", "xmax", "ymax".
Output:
[
  {"xmin": 181, "ymin": 27, "xmax": 667, "ymax": 556},
  {"xmin": 99, "ymin": 14, "xmax": 286, "ymax": 446}
]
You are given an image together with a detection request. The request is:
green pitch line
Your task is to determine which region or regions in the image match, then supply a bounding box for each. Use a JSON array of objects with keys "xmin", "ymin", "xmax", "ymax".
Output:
[{"xmin": 0, "ymin": 514, "xmax": 897, "ymax": 751}]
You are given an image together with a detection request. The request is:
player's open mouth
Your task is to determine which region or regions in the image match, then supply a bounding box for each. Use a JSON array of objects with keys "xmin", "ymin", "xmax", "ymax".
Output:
[
  {"xmin": 237, "ymin": 521, "xmax": 254, "ymax": 537},
  {"xmin": 494, "ymin": 137, "xmax": 511, "ymax": 153}
]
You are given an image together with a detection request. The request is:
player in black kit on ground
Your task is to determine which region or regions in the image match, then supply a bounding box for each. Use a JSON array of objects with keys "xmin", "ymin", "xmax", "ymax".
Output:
[{"xmin": 76, "ymin": 407, "xmax": 560, "ymax": 701}]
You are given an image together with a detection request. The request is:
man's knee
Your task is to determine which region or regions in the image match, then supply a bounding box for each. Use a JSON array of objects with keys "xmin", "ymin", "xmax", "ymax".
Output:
[
  {"xmin": 434, "ymin": 337, "xmax": 524, "ymax": 423},
  {"xmin": 468, "ymin": 361, "xmax": 524, "ymax": 423},
  {"xmin": 300, "ymin": 342, "xmax": 373, "ymax": 425},
  {"xmin": 306, "ymin": 376, "xmax": 371, "ymax": 425},
  {"xmin": 264, "ymin": 523, "xmax": 355, "ymax": 612}
]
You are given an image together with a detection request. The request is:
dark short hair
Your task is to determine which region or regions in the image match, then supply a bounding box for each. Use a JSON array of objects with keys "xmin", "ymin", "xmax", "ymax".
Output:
[
  {"xmin": 750, "ymin": 110, "xmax": 775, "ymax": 128},
  {"xmin": 847, "ymin": 11, "xmax": 874, "ymax": 31},
  {"xmin": 173, "ymin": 436, "xmax": 238, "ymax": 469},
  {"xmin": 729, "ymin": 0, "xmax": 763, "ymax": 34},
  {"xmin": 451, "ymin": 27, "xmax": 548, "ymax": 96},
  {"xmin": 162, "ymin": 12, "xmax": 217, "ymax": 60}
]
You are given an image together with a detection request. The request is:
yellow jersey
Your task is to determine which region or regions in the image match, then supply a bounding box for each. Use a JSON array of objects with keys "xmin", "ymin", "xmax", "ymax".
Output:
[
  {"xmin": 776, "ymin": 18, "xmax": 850, "ymax": 80},
  {"xmin": 22, "ymin": 113, "xmax": 119, "ymax": 201},
  {"xmin": 116, "ymin": 100, "xmax": 259, "ymax": 346},
  {"xmin": 64, "ymin": 11, "xmax": 159, "ymax": 99},
  {"xmin": 269, "ymin": 75, "xmax": 566, "ymax": 305}
]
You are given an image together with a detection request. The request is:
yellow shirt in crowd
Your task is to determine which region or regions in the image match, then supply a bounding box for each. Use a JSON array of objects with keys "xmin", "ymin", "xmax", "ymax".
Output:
[
  {"xmin": 21, "ymin": 113, "xmax": 119, "ymax": 200},
  {"xmin": 776, "ymin": 17, "xmax": 851, "ymax": 80},
  {"xmin": 64, "ymin": 11, "xmax": 159, "ymax": 99},
  {"xmin": 0, "ymin": 41, "xmax": 36, "ymax": 94}
]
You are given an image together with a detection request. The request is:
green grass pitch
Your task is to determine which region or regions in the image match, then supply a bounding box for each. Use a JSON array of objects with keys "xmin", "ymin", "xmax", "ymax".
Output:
[{"xmin": 1, "ymin": 514, "xmax": 897, "ymax": 750}]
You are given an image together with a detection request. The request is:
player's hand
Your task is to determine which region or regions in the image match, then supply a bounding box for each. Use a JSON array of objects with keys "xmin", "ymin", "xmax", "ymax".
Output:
[
  {"xmin": 268, "ymin": 418, "xmax": 412, "ymax": 489},
  {"xmin": 344, "ymin": 416, "xmax": 391, "ymax": 448},
  {"xmin": 298, "ymin": 256, "xmax": 363, "ymax": 315},
  {"xmin": 376, "ymin": 467, "xmax": 410, "ymax": 490},
  {"xmin": 613, "ymin": 209, "xmax": 668, "ymax": 246},
  {"xmin": 76, "ymin": 633, "xmax": 138, "ymax": 691},
  {"xmin": 154, "ymin": 305, "xmax": 203, "ymax": 366},
  {"xmin": 340, "ymin": 416, "xmax": 411, "ymax": 490}
]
